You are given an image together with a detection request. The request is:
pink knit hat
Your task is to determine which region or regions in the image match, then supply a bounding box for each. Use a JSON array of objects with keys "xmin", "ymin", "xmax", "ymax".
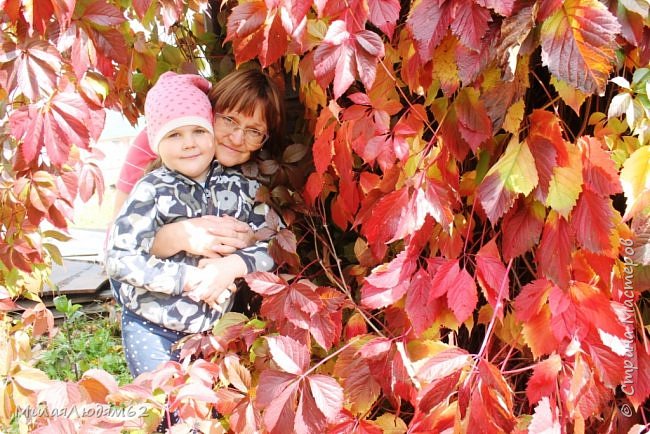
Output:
[{"xmin": 144, "ymin": 71, "xmax": 214, "ymax": 154}]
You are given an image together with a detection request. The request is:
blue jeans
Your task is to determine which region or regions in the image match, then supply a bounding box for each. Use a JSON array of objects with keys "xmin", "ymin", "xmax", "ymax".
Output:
[{"xmin": 120, "ymin": 308, "xmax": 188, "ymax": 377}]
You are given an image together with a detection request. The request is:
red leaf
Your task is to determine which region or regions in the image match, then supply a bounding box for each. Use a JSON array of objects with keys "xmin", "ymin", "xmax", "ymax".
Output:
[
  {"xmin": 513, "ymin": 279, "xmax": 553, "ymax": 322},
  {"xmin": 537, "ymin": 0, "xmax": 563, "ymax": 21},
  {"xmin": 261, "ymin": 280, "xmax": 322, "ymax": 329},
  {"xmin": 244, "ymin": 271, "xmax": 288, "ymax": 295},
  {"xmin": 580, "ymin": 136, "xmax": 622, "ymax": 196},
  {"xmin": 9, "ymin": 105, "xmax": 43, "ymax": 163},
  {"xmin": 416, "ymin": 347, "xmax": 471, "ymax": 384},
  {"xmin": 527, "ymin": 110, "xmax": 561, "ymax": 202},
  {"xmin": 227, "ymin": 1, "xmax": 267, "ymax": 40},
  {"xmin": 413, "ymin": 180, "xmax": 454, "ymax": 228},
  {"xmin": 309, "ymin": 311, "xmax": 337, "ymax": 350},
  {"xmin": 526, "ymin": 354, "xmax": 562, "ymax": 405},
  {"xmin": 417, "ymin": 370, "xmax": 461, "ymax": 413},
  {"xmin": 450, "ymin": 2, "xmax": 491, "ymax": 51},
  {"xmin": 536, "ymin": 211, "xmax": 574, "ymax": 288},
  {"xmin": 367, "ymin": 0, "xmax": 400, "ymax": 39},
  {"xmin": 259, "ymin": 12, "xmax": 289, "ymax": 68},
  {"xmin": 406, "ymin": 0, "xmax": 454, "ymax": 61},
  {"xmin": 81, "ymin": 0, "xmax": 126, "ymax": 26},
  {"xmin": 83, "ymin": 24, "xmax": 129, "ymax": 66},
  {"xmin": 267, "ymin": 335, "xmax": 310, "ymax": 375},
  {"xmin": 57, "ymin": 171, "xmax": 78, "ymax": 204},
  {"xmin": 3, "ymin": 38, "xmax": 60, "ymax": 101},
  {"xmin": 168, "ymin": 382, "xmax": 219, "ymax": 412},
  {"xmin": 343, "ymin": 312, "xmax": 367, "ymax": 340},
  {"xmin": 521, "ymin": 308, "xmax": 560, "ymax": 358},
  {"xmin": 22, "ymin": 303, "xmax": 54, "ymax": 337},
  {"xmin": 406, "ymin": 268, "xmax": 441, "ymax": 335},
  {"xmin": 476, "ymin": 238, "xmax": 510, "ymax": 316},
  {"xmin": 307, "ymin": 375, "xmax": 344, "ymax": 422},
  {"xmin": 302, "ymin": 172, "xmax": 325, "ymax": 207},
  {"xmin": 49, "ymin": 199, "xmax": 73, "ymax": 228},
  {"xmin": 431, "ymin": 259, "xmax": 478, "ymax": 323},
  {"xmin": 0, "ymin": 286, "xmax": 18, "ymax": 311},
  {"xmin": 548, "ymin": 285, "xmax": 577, "ymax": 342},
  {"xmin": 528, "ymin": 397, "xmax": 561, "ymax": 434},
  {"xmin": 454, "ymin": 87, "xmax": 492, "ymax": 152},
  {"xmin": 476, "ymin": 0, "xmax": 515, "ymax": 16},
  {"xmin": 501, "ymin": 198, "xmax": 545, "ymax": 260},
  {"xmin": 329, "ymin": 410, "xmax": 383, "ymax": 434},
  {"xmin": 360, "ymin": 187, "xmax": 410, "ymax": 246},
  {"xmin": 585, "ymin": 329, "xmax": 625, "ymax": 388},
  {"xmin": 333, "ymin": 341, "xmax": 382, "ymax": 415},
  {"xmin": 312, "ymin": 122, "xmax": 336, "ymax": 175},
  {"xmin": 256, "ymin": 370, "xmax": 299, "ymax": 432},
  {"xmin": 295, "ymin": 383, "xmax": 328, "ymax": 434},
  {"xmin": 132, "ymin": 0, "xmax": 153, "ymax": 18},
  {"xmin": 313, "ymin": 21, "xmax": 384, "ymax": 98},
  {"xmin": 49, "ymin": 91, "xmax": 92, "ymax": 149},
  {"xmin": 570, "ymin": 187, "xmax": 615, "ymax": 253},
  {"xmin": 22, "ymin": 0, "xmax": 54, "ymax": 34},
  {"xmin": 361, "ymin": 249, "xmax": 417, "ymax": 308},
  {"xmin": 77, "ymin": 161, "xmax": 104, "ymax": 201},
  {"xmin": 628, "ymin": 341, "xmax": 650, "ymax": 409},
  {"xmin": 447, "ymin": 269, "xmax": 478, "ymax": 322},
  {"xmin": 354, "ymin": 30, "xmax": 385, "ymax": 90},
  {"xmin": 540, "ymin": 0, "xmax": 620, "ymax": 93}
]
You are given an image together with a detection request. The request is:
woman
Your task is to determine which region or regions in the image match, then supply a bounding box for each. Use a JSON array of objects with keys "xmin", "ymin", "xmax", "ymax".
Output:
[{"xmin": 108, "ymin": 68, "xmax": 285, "ymax": 376}]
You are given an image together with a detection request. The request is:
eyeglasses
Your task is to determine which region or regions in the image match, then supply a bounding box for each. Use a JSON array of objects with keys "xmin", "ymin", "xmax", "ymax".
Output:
[{"xmin": 214, "ymin": 113, "xmax": 268, "ymax": 146}]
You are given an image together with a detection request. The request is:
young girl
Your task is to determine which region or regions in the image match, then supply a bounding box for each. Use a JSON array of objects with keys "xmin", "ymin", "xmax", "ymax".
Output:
[{"xmin": 106, "ymin": 69, "xmax": 284, "ymax": 376}]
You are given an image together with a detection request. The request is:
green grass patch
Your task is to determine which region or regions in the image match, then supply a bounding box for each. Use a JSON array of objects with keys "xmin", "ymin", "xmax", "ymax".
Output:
[{"xmin": 35, "ymin": 296, "xmax": 132, "ymax": 385}]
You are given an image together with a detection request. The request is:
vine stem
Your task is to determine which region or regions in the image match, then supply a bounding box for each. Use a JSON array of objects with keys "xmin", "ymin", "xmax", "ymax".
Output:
[
  {"xmin": 476, "ymin": 257, "xmax": 514, "ymax": 361},
  {"xmin": 302, "ymin": 338, "xmax": 356, "ymax": 378},
  {"xmin": 313, "ymin": 201, "xmax": 386, "ymax": 338}
]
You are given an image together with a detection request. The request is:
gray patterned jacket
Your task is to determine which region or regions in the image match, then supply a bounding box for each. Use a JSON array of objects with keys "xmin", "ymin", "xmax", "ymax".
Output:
[{"xmin": 105, "ymin": 159, "xmax": 274, "ymax": 333}]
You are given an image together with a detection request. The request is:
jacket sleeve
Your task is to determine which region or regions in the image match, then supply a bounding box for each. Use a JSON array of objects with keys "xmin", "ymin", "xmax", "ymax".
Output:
[
  {"xmin": 105, "ymin": 178, "xmax": 195, "ymax": 295},
  {"xmin": 231, "ymin": 178, "xmax": 284, "ymax": 274}
]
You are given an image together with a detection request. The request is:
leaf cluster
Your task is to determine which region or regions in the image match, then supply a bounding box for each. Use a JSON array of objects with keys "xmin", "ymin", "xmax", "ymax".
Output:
[{"xmin": 1, "ymin": 0, "xmax": 650, "ymax": 433}]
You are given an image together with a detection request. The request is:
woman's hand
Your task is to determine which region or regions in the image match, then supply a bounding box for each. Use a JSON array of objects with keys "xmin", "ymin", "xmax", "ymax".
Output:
[{"xmin": 152, "ymin": 215, "xmax": 255, "ymax": 258}]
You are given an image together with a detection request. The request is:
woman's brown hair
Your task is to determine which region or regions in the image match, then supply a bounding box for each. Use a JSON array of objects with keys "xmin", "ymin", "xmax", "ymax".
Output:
[{"xmin": 208, "ymin": 68, "xmax": 285, "ymax": 153}]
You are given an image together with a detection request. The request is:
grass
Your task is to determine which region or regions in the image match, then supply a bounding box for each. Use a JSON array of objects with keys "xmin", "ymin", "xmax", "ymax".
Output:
[{"xmin": 35, "ymin": 296, "xmax": 132, "ymax": 385}]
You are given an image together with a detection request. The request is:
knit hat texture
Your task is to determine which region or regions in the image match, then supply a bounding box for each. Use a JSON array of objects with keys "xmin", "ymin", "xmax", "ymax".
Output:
[{"xmin": 145, "ymin": 71, "xmax": 214, "ymax": 154}]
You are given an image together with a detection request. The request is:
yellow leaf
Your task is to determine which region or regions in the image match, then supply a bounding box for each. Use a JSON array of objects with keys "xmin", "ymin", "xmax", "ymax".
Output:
[
  {"xmin": 489, "ymin": 137, "xmax": 539, "ymax": 195},
  {"xmin": 551, "ymin": 76, "xmax": 588, "ymax": 115},
  {"xmin": 302, "ymin": 80, "xmax": 327, "ymax": 113},
  {"xmin": 374, "ymin": 413, "xmax": 408, "ymax": 433},
  {"xmin": 432, "ymin": 35, "xmax": 459, "ymax": 96},
  {"xmin": 620, "ymin": 145, "xmax": 650, "ymax": 220},
  {"xmin": 546, "ymin": 143, "xmax": 583, "ymax": 217},
  {"xmin": 0, "ymin": 383, "xmax": 16, "ymax": 425},
  {"xmin": 503, "ymin": 99, "xmax": 526, "ymax": 134},
  {"xmin": 11, "ymin": 364, "xmax": 51, "ymax": 392}
]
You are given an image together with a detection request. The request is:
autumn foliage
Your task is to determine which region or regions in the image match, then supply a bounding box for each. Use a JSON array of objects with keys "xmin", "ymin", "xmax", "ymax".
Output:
[{"xmin": 1, "ymin": 0, "xmax": 650, "ymax": 432}]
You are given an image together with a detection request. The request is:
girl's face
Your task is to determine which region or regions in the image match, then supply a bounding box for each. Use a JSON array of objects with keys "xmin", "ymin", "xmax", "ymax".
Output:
[
  {"xmin": 158, "ymin": 125, "xmax": 215, "ymax": 182},
  {"xmin": 213, "ymin": 104, "xmax": 267, "ymax": 167}
]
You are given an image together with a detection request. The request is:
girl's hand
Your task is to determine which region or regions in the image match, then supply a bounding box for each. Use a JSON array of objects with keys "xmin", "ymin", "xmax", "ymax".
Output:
[
  {"xmin": 152, "ymin": 215, "xmax": 255, "ymax": 258},
  {"xmin": 184, "ymin": 255, "xmax": 247, "ymax": 308}
]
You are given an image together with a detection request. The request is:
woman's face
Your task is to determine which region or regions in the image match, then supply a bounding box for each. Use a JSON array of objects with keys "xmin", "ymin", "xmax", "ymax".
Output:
[{"xmin": 213, "ymin": 104, "xmax": 267, "ymax": 167}]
